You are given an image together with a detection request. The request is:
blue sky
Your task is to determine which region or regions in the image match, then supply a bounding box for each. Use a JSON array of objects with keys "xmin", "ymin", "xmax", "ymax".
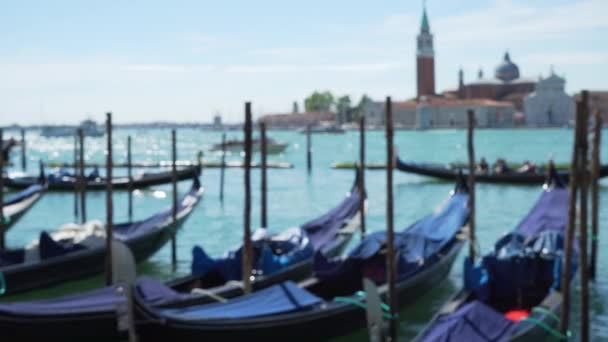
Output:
[{"xmin": 0, "ymin": 0, "xmax": 606, "ymax": 124}]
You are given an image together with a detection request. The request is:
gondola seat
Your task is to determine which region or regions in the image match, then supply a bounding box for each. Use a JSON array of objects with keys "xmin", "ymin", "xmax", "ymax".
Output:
[{"xmin": 39, "ymin": 232, "xmax": 85, "ymax": 259}]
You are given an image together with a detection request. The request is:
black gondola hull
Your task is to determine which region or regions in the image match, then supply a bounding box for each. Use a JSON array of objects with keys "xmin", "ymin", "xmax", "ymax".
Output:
[
  {"xmin": 135, "ymin": 239, "xmax": 464, "ymax": 341},
  {"xmin": 3, "ymin": 166, "xmax": 199, "ymax": 191},
  {"xmin": 0, "ymin": 190, "xmax": 201, "ymax": 297},
  {"xmin": 396, "ymin": 158, "xmax": 608, "ymax": 185}
]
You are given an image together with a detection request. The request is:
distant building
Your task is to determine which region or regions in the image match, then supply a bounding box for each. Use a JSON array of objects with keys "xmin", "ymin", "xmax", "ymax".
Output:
[
  {"xmin": 258, "ymin": 111, "xmax": 335, "ymax": 128},
  {"xmin": 417, "ymin": 7, "xmax": 435, "ymax": 98},
  {"xmin": 359, "ymin": 5, "xmax": 569, "ymax": 129},
  {"xmin": 444, "ymin": 52, "xmax": 536, "ymax": 111},
  {"xmin": 366, "ymin": 97, "xmax": 514, "ymax": 129},
  {"xmin": 213, "ymin": 114, "xmax": 222, "ymax": 129},
  {"xmin": 524, "ymin": 70, "xmax": 574, "ymax": 126}
]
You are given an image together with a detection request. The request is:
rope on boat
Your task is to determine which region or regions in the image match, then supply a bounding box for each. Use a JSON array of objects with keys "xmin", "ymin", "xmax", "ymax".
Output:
[
  {"xmin": 0, "ymin": 272, "xmax": 5, "ymax": 295},
  {"xmin": 190, "ymin": 288, "xmax": 228, "ymax": 303},
  {"xmin": 519, "ymin": 307, "xmax": 572, "ymax": 340},
  {"xmin": 333, "ymin": 291, "xmax": 399, "ymax": 321}
]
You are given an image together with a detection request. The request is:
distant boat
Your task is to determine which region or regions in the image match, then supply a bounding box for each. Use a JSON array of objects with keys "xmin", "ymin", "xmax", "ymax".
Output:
[
  {"xmin": 299, "ymin": 123, "xmax": 345, "ymax": 134},
  {"xmin": 210, "ymin": 137, "xmax": 288, "ymax": 154},
  {"xmin": 40, "ymin": 119, "xmax": 105, "ymax": 138}
]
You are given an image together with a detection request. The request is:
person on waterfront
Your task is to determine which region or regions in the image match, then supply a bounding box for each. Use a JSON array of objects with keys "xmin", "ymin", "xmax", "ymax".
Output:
[
  {"xmin": 493, "ymin": 158, "xmax": 511, "ymax": 174},
  {"xmin": 477, "ymin": 157, "xmax": 489, "ymax": 174},
  {"xmin": 517, "ymin": 160, "xmax": 537, "ymax": 174}
]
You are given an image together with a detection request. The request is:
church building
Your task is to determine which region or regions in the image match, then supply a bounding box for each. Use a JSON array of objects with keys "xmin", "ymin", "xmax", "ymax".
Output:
[{"xmin": 363, "ymin": 5, "xmax": 573, "ymax": 128}]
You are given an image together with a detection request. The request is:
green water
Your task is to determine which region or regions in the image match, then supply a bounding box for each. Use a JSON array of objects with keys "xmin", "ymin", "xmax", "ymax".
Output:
[{"xmin": 2, "ymin": 128, "xmax": 608, "ymax": 340}]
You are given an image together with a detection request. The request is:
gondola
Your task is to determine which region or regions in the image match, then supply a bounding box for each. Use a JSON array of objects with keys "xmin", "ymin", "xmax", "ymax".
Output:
[
  {"xmin": 414, "ymin": 171, "xmax": 573, "ymax": 341},
  {"xmin": 2, "ymin": 164, "xmax": 200, "ymax": 191},
  {"xmin": 133, "ymin": 177, "xmax": 470, "ymax": 340},
  {"xmin": 0, "ymin": 173, "xmax": 362, "ymax": 341},
  {"xmin": 166, "ymin": 171, "xmax": 364, "ymax": 298},
  {"xmin": 396, "ymin": 156, "xmax": 608, "ymax": 185},
  {"xmin": 0, "ymin": 176, "xmax": 203, "ymax": 296},
  {"xmin": 2, "ymin": 164, "xmax": 46, "ymax": 230}
]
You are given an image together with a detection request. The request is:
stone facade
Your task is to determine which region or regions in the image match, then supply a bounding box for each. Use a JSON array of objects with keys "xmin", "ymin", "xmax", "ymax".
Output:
[
  {"xmin": 259, "ymin": 111, "xmax": 335, "ymax": 129},
  {"xmin": 524, "ymin": 72, "xmax": 574, "ymax": 127}
]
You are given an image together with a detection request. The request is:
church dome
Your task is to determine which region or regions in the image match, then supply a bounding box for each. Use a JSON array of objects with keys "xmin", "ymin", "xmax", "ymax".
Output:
[{"xmin": 495, "ymin": 52, "xmax": 520, "ymax": 82}]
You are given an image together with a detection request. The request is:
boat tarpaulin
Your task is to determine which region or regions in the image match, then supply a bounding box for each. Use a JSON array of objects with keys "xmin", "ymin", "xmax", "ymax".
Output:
[
  {"xmin": 316, "ymin": 193, "xmax": 469, "ymax": 282},
  {"xmin": 418, "ymin": 301, "xmax": 517, "ymax": 342},
  {"xmin": 159, "ymin": 281, "xmax": 322, "ymax": 320}
]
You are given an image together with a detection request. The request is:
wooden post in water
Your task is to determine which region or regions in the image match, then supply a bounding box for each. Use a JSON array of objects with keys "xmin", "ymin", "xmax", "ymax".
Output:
[
  {"xmin": 105, "ymin": 112, "xmax": 114, "ymax": 286},
  {"xmin": 578, "ymin": 90, "xmax": 590, "ymax": 342},
  {"xmin": 171, "ymin": 130, "xmax": 178, "ymax": 269},
  {"xmin": 590, "ymin": 109, "xmax": 602, "ymax": 280},
  {"xmin": 0, "ymin": 129, "xmax": 4, "ymax": 250},
  {"xmin": 20, "ymin": 128, "xmax": 26, "ymax": 171},
  {"xmin": 359, "ymin": 114, "xmax": 366, "ymax": 238},
  {"xmin": 219, "ymin": 133, "xmax": 226, "ymax": 203},
  {"xmin": 127, "ymin": 136, "xmax": 133, "ymax": 221},
  {"xmin": 73, "ymin": 134, "xmax": 79, "ymax": 219},
  {"xmin": 384, "ymin": 96, "xmax": 397, "ymax": 341},
  {"xmin": 467, "ymin": 110, "xmax": 476, "ymax": 260},
  {"xmin": 243, "ymin": 102, "xmax": 253, "ymax": 294},
  {"xmin": 306, "ymin": 124, "xmax": 312, "ymax": 173},
  {"xmin": 260, "ymin": 122, "xmax": 268, "ymax": 229},
  {"xmin": 78, "ymin": 128, "xmax": 86, "ymax": 224},
  {"xmin": 560, "ymin": 97, "xmax": 584, "ymax": 335}
]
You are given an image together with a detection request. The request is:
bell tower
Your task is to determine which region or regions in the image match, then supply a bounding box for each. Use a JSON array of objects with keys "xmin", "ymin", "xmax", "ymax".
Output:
[{"xmin": 416, "ymin": 4, "xmax": 435, "ymax": 98}]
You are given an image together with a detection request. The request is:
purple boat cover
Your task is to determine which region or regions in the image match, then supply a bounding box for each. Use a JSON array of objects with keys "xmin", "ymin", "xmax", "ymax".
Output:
[
  {"xmin": 159, "ymin": 281, "xmax": 322, "ymax": 320},
  {"xmin": 4, "ymin": 184, "xmax": 43, "ymax": 206},
  {"xmin": 316, "ymin": 192, "xmax": 469, "ymax": 283},
  {"xmin": 418, "ymin": 301, "xmax": 517, "ymax": 342},
  {"xmin": 113, "ymin": 179, "xmax": 201, "ymax": 239},
  {"xmin": 515, "ymin": 187, "xmax": 569, "ymax": 237},
  {"xmin": 301, "ymin": 189, "xmax": 361, "ymax": 250},
  {"xmin": 0, "ymin": 286, "xmax": 126, "ymax": 316}
]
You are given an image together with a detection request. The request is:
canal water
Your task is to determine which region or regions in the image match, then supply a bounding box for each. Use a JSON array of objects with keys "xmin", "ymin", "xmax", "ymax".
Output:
[{"xmin": 2, "ymin": 127, "xmax": 607, "ymax": 340}]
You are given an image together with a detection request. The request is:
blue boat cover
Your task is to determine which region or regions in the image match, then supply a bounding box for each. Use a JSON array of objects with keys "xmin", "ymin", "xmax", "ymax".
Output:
[
  {"xmin": 160, "ymin": 281, "xmax": 322, "ymax": 320},
  {"xmin": 191, "ymin": 227, "xmax": 314, "ymax": 281},
  {"xmin": 4, "ymin": 184, "xmax": 43, "ymax": 206},
  {"xmin": 190, "ymin": 188, "xmax": 360, "ymax": 281},
  {"xmin": 301, "ymin": 189, "xmax": 361, "ymax": 249},
  {"xmin": 113, "ymin": 181, "xmax": 201, "ymax": 239},
  {"xmin": 316, "ymin": 192, "xmax": 469, "ymax": 283},
  {"xmin": 0, "ymin": 286, "xmax": 126, "ymax": 316},
  {"xmin": 136, "ymin": 276, "xmax": 200, "ymax": 306},
  {"xmin": 515, "ymin": 187, "xmax": 569, "ymax": 237},
  {"xmin": 418, "ymin": 301, "xmax": 517, "ymax": 342},
  {"xmin": 419, "ymin": 187, "xmax": 572, "ymax": 342}
]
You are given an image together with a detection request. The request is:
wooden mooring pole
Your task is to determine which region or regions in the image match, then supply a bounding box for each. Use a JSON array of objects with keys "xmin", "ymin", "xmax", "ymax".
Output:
[
  {"xmin": 560, "ymin": 95, "xmax": 585, "ymax": 336},
  {"xmin": 306, "ymin": 124, "xmax": 312, "ymax": 173},
  {"xmin": 467, "ymin": 110, "xmax": 476, "ymax": 260},
  {"xmin": 127, "ymin": 136, "xmax": 133, "ymax": 221},
  {"xmin": 578, "ymin": 90, "xmax": 590, "ymax": 342},
  {"xmin": 243, "ymin": 102, "xmax": 253, "ymax": 294},
  {"xmin": 20, "ymin": 128, "xmax": 26, "ymax": 171},
  {"xmin": 73, "ymin": 134, "xmax": 79, "ymax": 219},
  {"xmin": 260, "ymin": 122, "xmax": 268, "ymax": 229},
  {"xmin": 384, "ymin": 96, "xmax": 397, "ymax": 341},
  {"xmin": 78, "ymin": 128, "xmax": 86, "ymax": 224},
  {"xmin": 359, "ymin": 114, "xmax": 366, "ymax": 238},
  {"xmin": 219, "ymin": 133, "xmax": 226, "ymax": 203},
  {"xmin": 0, "ymin": 129, "xmax": 4, "ymax": 250},
  {"xmin": 171, "ymin": 129, "xmax": 178, "ymax": 269},
  {"xmin": 590, "ymin": 109, "xmax": 602, "ymax": 280},
  {"xmin": 105, "ymin": 112, "xmax": 114, "ymax": 286}
]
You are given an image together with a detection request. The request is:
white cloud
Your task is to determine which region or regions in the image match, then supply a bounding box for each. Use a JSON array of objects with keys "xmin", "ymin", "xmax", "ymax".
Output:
[
  {"xmin": 226, "ymin": 62, "xmax": 406, "ymax": 74},
  {"xmin": 122, "ymin": 64, "xmax": 217, "ymax": 72}
]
